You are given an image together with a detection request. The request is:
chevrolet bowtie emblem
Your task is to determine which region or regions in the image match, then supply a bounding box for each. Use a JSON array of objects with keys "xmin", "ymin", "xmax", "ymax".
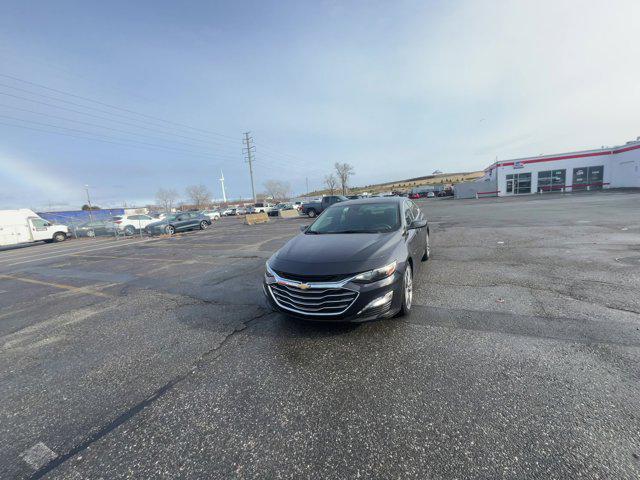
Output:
[{"xmin": 298, "ymin": 283, "xmax": 311, "ymax": 290}]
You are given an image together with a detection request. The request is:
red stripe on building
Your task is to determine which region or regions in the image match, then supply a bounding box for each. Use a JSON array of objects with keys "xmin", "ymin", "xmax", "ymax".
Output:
[{"xmin": 487, "ymin": 143, "xmax": 640, "ymax": 171}]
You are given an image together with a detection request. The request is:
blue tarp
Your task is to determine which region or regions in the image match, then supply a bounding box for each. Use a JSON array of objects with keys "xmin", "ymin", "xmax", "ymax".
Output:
[{"xmin": 37, "ymin": 209, "xmax": 125, "ymax": 227}]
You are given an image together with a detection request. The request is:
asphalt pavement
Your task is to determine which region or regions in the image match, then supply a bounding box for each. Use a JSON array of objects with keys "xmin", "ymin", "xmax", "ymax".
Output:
[{"xmin": 1, "ymin": 190, "xmax": 640, "ymax": 479}]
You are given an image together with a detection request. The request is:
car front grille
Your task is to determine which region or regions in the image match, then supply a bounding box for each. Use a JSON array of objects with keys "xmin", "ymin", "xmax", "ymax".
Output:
[
  {"xmin": 273, "ymin": 270, "xmax": 353, "ymax": 283},
  {"xmin": 269, "ymin": 283, "xmax": 358, "ymax": 316}
]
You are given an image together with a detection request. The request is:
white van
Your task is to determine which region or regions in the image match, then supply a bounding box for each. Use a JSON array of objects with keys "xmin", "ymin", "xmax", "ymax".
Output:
[{"xmin": 0, "ymin": 209, "xmax": 69, "ymax": 247}]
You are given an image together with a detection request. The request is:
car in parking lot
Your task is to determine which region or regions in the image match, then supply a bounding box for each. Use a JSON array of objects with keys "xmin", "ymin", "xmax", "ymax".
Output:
[
  {"xmin": 248, "ymin": 202, "xmax": 274, "ymax": 214},
  {"xmin": 72, "ymin": 220, "xmax": 113, "ymax": 237},
  {"xmin": 268, "ymin": 203, "xmax": 295, "ymax": 216},
  {"xmin": 145, "ymin": 212, "xmax": 211, "ymax": 235},
  {"xmin": 201, "ymin": 209, "xmax": 221, "ymax": 221},
  {"xmin": 111, "ymin": 214, "xmax": 157, "ymax": 235},
  {"xmin": 300, "ymin": 195, "xmax": 347, "ymax": 218},
  {"xmin": 264, "ymin": 197, "xmax": 430, "ymax": 322}
]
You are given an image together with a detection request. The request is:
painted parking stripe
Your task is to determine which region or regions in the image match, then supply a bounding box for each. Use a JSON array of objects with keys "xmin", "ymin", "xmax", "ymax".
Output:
[
  {"xmin": 0, "ymin": 238, "xmax": 158, "ymax": 269},
  {"xmin": 0, "ymin": 274, "xmax": 111, "ymax": 297},
  {"xmin": 0, "ymin": 238, "xmax": 119, "ymax": 263}
]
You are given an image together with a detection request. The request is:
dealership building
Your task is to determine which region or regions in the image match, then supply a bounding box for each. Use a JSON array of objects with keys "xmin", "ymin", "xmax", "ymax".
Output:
[{"xmin": 455, "ymin": 139, "xmax": 640, "ymax": 198}]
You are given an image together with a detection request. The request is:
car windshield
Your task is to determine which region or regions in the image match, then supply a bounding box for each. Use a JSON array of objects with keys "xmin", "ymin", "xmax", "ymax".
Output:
[{"xmin": 307, "ymin": 203, "xmax": 400, "ymax": 234}]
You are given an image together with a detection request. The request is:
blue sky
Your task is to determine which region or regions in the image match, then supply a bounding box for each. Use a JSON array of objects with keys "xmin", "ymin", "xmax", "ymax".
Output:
[{"xmin": 0, "ymin": 0, "xmax": 639, "ymax": 209}]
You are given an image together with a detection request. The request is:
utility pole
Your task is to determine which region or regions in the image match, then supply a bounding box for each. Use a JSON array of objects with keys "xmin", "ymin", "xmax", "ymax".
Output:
[
  {"xmin": 243, "ymin": 132, "xmax": 256, "ymax": 203},
  {"xmin": 84, "ymin": 184, "xmax": 94, "ymax": 224},
  {"xmin": 306, "ymin": 177, "xmax": 309, "ymax": 195},
  {"xmin": 219, "ymin": 170, "xmax": 227, "ymax": 203}
]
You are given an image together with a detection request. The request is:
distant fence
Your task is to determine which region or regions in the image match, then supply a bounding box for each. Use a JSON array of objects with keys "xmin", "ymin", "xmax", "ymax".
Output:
[{"xmin": 37, "ymin": 209, "xmax": 125, "ymax": 227}]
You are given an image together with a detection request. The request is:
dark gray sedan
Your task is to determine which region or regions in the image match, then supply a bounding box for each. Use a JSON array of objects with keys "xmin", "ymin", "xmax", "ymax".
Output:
[{"xmin": 145, "ymin": 212, "xmax": 211, "ymax": 235}]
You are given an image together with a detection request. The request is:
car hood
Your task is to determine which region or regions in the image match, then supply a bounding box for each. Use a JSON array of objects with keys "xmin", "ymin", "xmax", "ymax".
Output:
[{"xmin": 271, "ymin": 231, "xmax": 401, "ymax": 275}]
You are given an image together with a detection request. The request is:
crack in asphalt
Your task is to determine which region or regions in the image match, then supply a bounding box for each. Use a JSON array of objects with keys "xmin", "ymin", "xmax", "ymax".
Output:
[{"xmin": 28, "ymin": 307, "xmax": 274, "ymax": 480}]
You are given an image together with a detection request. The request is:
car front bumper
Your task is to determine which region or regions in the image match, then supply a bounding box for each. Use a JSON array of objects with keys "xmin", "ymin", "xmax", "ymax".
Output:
[{"xmin": 263, "ymin": 271, "xmax": 404, "ymax": 322}]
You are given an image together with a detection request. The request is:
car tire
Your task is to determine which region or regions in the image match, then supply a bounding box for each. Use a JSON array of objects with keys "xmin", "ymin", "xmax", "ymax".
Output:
[
  {"xmin": 397, "ymin": 263, "xmax": 413, "ymax": 317},
  {"xmin": 307, "ymin": 209, "xmax": 317, "ymax": 218},
  {"xmin": 53, "ymin": 232, "xmax": 67, "ymax": 243},
  {"xmin": 421, "ymin": 233, "xmax": 430, "ymax": 261},
  {"xmin": 87, "ymin": 229, "xmax": 96, "ymax": 238},
  {"xmin": 124, "ymin": 225, "xmax": 135, "ymax": 236},
  {"xmin": 199, "ymin": 220, "xmax": 208, "ymax": 230},
  {"xmin": 165, "ymin": 225, "xmax": 175, "ymax": 235}
]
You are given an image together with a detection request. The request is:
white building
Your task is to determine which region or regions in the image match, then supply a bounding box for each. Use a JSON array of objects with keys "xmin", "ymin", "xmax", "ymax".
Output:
[{"xmin": 479, "ymin": 139, "xmax": 640, "ymax": 196}]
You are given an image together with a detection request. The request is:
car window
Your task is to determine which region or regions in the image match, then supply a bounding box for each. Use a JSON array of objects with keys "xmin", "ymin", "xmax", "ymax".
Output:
[
  {"xmin": 308, "ymin": 203, "xmax": 401, "ymax": 234},
  {"xmin": 404, "ymin": 202, "xmax": 414, "ymax": 225}
]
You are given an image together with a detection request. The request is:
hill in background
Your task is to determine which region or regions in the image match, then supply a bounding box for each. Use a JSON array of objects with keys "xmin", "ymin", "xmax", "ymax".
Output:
[{"xmin": 308, "ymin": 170, "xmax": 484, "ymax": 197}]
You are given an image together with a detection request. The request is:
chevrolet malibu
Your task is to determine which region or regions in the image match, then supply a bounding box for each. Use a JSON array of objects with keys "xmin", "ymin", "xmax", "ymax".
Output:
[{"xmin": 263, "ymin": 197, "xmax": 430, "ymax": 321}]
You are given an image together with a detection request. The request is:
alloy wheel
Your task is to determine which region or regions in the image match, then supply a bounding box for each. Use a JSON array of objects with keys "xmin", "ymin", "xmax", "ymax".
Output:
[{"xmin": 404, "ymin": 265, "xmax": 413, "ymax": 309}]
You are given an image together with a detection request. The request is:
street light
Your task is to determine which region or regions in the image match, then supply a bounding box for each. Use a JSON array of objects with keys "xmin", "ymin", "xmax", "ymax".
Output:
[{"xmin": 84, "ymin": 184, "xmax": 94, "ymax": 224}]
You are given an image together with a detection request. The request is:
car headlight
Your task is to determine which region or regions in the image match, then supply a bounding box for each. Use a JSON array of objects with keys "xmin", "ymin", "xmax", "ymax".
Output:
[{"xmin": 352, "ymin": 261, "xmax": 397, "ymax": 283}]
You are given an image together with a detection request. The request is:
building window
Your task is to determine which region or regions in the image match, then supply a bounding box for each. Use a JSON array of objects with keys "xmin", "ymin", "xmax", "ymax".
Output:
[
  {"xmin": 538, "ymin": 169, "xmax": 566, "ymax": 192},
  {"xmin": 572, "ymin": 166, "xmax": 604, "ymax": 191},
  {"xmin": 506, "ymin": 172, "xmax": 531, "ymax": 194}
]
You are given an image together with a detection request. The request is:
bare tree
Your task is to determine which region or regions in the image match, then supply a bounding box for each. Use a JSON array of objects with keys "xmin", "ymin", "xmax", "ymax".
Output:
[
  {"xmin": 263, "ymin": 180, "xmax": 291, "ymax": 202},
  {"xmin": 334, "ymin": 162, "xmax": 355, "ymax": 195},
  {"xmin": 185, "ymin": 184, "xmax": 212, "ymax": 209},
  {"xmin": 324, "ymin": 173, "xmax": 338, "ymax": 195},
  {"xmin": 155, "ymin": 188, "xmax": 178, "ymax": 212}
]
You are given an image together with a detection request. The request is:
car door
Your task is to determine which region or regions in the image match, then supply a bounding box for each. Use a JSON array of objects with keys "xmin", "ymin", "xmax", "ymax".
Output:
[
  {"xmin": 28, "ymin": 217, "xmax": 52, "ymax": 241},
  {"xmin": 174, "ymin": 213, "xmax": 191, "ymax": 230}
]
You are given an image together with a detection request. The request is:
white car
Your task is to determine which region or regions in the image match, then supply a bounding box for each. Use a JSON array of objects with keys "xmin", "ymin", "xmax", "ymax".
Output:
[
  {"xmin": 249, "ymin": 202, "xmax": 274, "ymax": 214},
  {"xmin": 221, "ymin": 207, "xmax": 236, "ymax": 216},
  {"xmin": 201, "ymin": 210, "xmax": 221, "ymax": 221},
  {"xmin": 111, "ymin": 214, "xmax": 157, "ymax": 235}
]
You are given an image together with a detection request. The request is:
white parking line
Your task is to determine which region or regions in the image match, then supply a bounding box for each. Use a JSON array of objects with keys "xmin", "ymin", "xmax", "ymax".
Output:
[
  {"xmin": 0, "ymin": 238, "xmax": 118, "ymax": 263},
  {"xmin": 0, "ymin": 238, "xmax": 158, "ymax": 268}
]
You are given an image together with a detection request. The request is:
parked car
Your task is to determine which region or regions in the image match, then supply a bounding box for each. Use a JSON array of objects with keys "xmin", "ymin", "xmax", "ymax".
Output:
[
  {"xmin": 292, "ymin": 201, "xmax": 304, "ymax": 211},
  {"xmin": 0, "ymin": 209, "xmax": 69, "ymax": 246},
  {"xmin": 300, "ymin": 195, "xmax": 347, "ymax": 218},
  {"xmin": 145, "ymin": 212, "xmax": 211, "ymax": 235},
  {"xmin": 409, "ymin": 193, "xmax": 421, "ymax": 199},
  {"xmin": 72, "ymin": 220, "xmax": 113, "ymax": 237},
  {"xmin": 111, "ymin": 214, "xmax": 157, "ymax": 235},
  {"xmin": 346, "ymin": 195, "xmax": 361, "ymax": 200},
  {"xmin": 236, "ymin": 207, "xmax": 248, "ymax": 215},
  {"xmin": 264, "ymin": 197, "xmax": 430, "ymax": 322},
  {"xmin": 201, "ymin": 210, "xmax": 221, "ymax": 221},
  {"xmin": 221, "ymin": 207, "xmax": 236, "ymax": 216},
  {"xmin": 268, "ymin": 203, "xmax": 295, "ymax": 217},
  {"xmin": 426, "ymin": 192, "xmax": 436, "ymax": 198},
  {"xmin": 248, "ymin": 202, "xmax": 275, "ymax": 214}
]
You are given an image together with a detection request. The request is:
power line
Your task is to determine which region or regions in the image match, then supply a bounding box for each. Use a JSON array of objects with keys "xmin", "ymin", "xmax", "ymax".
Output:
[
  {"xmin": 0, "ymin": 115, "xmax": 234, "ymax": 160},
  {"xmin": 0, "ymin": 102, "xmax": 241, "ymax": 156},
  {"xmin": 0, "ymin": 72, "xmax": 239, "ymax": 141},
  {"xmin": 0, "ymin": 84, "xmax": 240, "ymax": 150}
]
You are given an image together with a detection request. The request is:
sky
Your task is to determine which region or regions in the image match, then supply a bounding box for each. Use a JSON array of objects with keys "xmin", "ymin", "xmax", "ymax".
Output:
[{"xmin": 0, "ymin": 0, "xmax": 639, "ymax": 210}]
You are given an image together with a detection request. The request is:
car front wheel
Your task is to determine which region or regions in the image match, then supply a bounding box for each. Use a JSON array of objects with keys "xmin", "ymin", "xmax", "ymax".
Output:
[
  {"xmin": 307, "ymin": 209, "xmax": 316, "ymax": 218},
  {"xmin": 397, "ymin": 263, "xmax": 413, "ymax": 317},
  {"xmin": 199, "ymin": 221, "xmax": 208, "ymax": 230}
]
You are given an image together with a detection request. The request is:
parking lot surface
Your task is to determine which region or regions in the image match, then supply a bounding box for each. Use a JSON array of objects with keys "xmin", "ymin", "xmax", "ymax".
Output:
[{"xmin": 2, "ymin": 190, "xmax": 640, "ymax": 479}]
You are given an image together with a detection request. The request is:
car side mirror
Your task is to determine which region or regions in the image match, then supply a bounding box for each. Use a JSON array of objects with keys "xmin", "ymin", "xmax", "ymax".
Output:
[
  {"xmin": 409, "ymin": 219, "xmax": 427, "ymax": 229},
  {"xmin": 300, "ymin": 225, "xmax": 309, "ymax": 232}
]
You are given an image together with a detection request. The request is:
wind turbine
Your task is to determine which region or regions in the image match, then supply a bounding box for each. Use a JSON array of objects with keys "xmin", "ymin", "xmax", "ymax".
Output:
[{"xmin": 219, "ymin": 170, "xmax": 227, "ymax": 203}]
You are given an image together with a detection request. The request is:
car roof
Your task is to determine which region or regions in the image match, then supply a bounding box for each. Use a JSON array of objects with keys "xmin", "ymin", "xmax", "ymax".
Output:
[{"xmin": 340, "ymin": 196, "xmax": 405, "ymax": 205}]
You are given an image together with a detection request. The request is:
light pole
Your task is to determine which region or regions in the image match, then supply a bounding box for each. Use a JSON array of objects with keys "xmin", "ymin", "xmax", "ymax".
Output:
[{"xmin": 84, "ymin": 185, "xmax": 94, "ymax": 224}]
